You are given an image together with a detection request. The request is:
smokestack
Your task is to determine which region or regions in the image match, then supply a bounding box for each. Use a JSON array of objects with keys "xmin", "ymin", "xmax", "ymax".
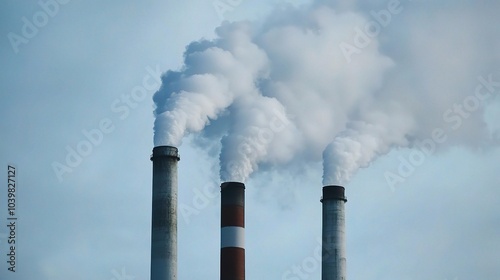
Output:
[
  {"xmin": 150, "ymin": 146, "xmax": 180, "ymax": 280},
  {"xmin": 220, "ymin": 182, "xmax": 245, "ymax": 280},
  {"xmin": 321, "ymin": 185, "xmax": 347, "ymax": 280}
]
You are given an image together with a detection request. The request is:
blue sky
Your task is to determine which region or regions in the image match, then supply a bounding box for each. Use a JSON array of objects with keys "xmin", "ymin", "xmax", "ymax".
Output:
[{"xmin": 1, "ymin": 0, "xmax": 499, "ymax": 279}]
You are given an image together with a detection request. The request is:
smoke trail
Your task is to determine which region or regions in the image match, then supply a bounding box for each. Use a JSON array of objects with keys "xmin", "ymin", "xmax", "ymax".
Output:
[
  {"xmin": 154, "ymin": 1, "xmax": 500, "ymax": 184},
  {"xmin": 153, "ymin": 21, "xmax": 270, "ymax": 146},
  {"xmin": 322, "ymin": 109, "xmax": 415, "ymax": 185},
  {"xmin": 154, "ymin": 3, "xmax": 392, "ymax": 182},
  {"xmin": 219, "ymin": 95, "xmax": 299, "ymax": 182}
]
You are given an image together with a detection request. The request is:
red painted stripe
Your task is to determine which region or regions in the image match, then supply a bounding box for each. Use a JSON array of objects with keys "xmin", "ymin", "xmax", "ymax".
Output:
[
  {"xmin": 220, "ymin": 247, "xmax": 245, "ymax": 280},
  {"xmin": 221, "ymin": 205, "xmax": 244, "ymax": 227}
]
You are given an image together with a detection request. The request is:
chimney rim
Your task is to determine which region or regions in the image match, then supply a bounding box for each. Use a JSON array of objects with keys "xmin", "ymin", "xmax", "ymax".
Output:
[
  {"xmin": 151, "ymin": 146, "xmax": 180, "ymax": 161},
  {"xmin": 221, "ymin": 181, "xmax": 246, "ymax": 190},
  {"xmin": 321, "ymin": 185, "xmax": 347, "ymax": 202}
]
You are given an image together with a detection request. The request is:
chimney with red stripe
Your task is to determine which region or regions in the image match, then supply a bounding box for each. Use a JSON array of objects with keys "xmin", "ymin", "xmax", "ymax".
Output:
[{"xmin": 220, "ymin": 182, "xmax": 245, "ymax": 280}]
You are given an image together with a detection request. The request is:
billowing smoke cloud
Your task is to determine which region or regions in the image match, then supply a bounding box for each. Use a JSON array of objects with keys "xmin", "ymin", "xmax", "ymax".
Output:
[
  {"xmin": 154, "ymin": 1, "xmax": 500, "ymax": 184},
  {"xmin": 153, "ymin": 21, "xmax": 269, "ymax": 147},
  {"xmin": 323, "ymin": 108, "xmax": 415, "ymax": 185}
]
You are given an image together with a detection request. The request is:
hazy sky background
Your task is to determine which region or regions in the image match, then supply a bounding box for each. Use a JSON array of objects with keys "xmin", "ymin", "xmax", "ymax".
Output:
[{"xmin": 1, "ymin": 0, "xmax": 499, "ymax": 279}]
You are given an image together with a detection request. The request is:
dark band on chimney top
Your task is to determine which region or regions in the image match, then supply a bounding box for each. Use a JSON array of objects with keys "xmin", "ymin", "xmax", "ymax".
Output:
[
  {"xmin": 321, "ymin": 185, "xmax": 347, "ymax": 202},
  {"xmin": 151, "ymin": 146, "xmax": 180, "ymax": 161}
]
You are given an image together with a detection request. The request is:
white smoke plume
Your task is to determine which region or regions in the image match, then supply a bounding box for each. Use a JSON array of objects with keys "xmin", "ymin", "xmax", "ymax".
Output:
[
  {"xmin": 323, "ymin": 109, "xmax": 415, "ymax": 185},
  {"xmin": 154, "ymin": 1, "xmax": 500, "ymax": 184}
]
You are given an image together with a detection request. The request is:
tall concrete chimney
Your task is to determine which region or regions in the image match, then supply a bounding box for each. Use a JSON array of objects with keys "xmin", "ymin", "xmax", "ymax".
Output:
[
  {"xmin": 220, "ymin": 182, "xmax": 245, "ymax": 280},
  {"xmin": 321, "ymin": 185, "xmax": 347, "ymax": 280},
  {"xmin": 150, "ymin": 146, "xmax": 180, "ymax": 280}
]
